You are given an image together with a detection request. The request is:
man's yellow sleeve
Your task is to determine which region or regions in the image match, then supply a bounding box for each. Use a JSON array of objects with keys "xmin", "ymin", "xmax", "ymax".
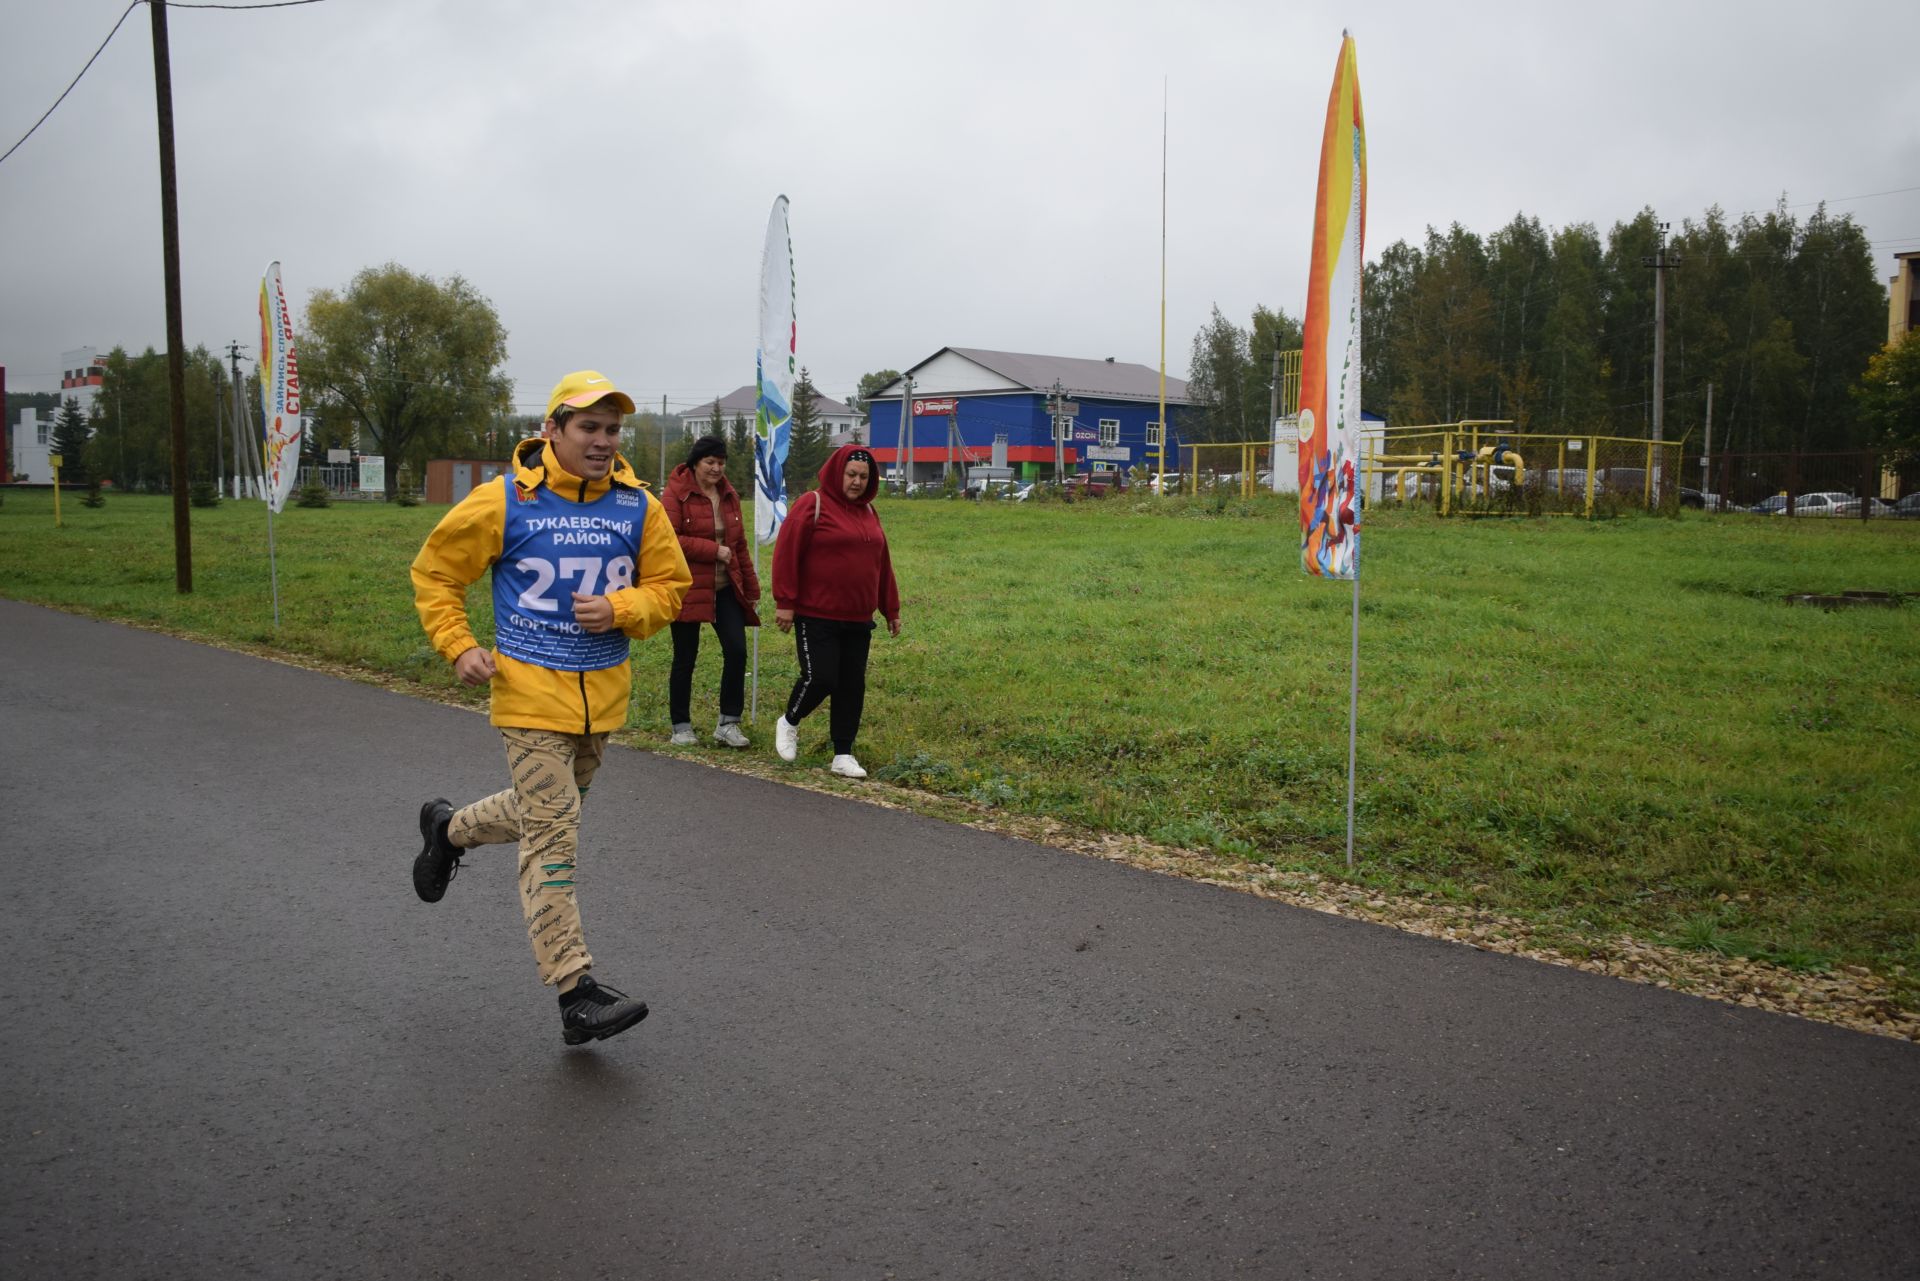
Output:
[
  {"xmin": 612, "ymin": 492, "xmax": 691, "ymax": 641},
  {"xmin": 411, "ymin": 480, "xmax": 506, "ymax": 663}
]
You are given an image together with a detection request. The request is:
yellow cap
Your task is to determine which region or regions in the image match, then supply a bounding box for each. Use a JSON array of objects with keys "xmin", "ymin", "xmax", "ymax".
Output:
[{"xmin": 545, "ymin": 370, "xmax": 637, "ymax": 420}]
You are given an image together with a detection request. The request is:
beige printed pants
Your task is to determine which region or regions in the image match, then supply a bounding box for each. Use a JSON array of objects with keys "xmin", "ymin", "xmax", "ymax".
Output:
[{"xmin": 447, "ymin": 727, "xmax": 608, "ymax": 991}]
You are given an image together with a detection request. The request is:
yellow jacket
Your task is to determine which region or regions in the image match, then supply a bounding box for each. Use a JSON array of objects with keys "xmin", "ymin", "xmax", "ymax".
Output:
[{"xmin": 411, "ymin": 438, "xmax": 691, "ymax": 734}]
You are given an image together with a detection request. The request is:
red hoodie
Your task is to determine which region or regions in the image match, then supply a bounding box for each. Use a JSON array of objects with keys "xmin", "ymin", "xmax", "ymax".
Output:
[{"xmin": 772, "ymin": 443, "xmax": 901, "ymax": 624}]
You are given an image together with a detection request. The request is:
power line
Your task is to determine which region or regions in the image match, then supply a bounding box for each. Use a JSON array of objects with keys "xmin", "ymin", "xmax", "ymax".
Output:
[
  {"xmin": 0, "ymin": 2, "xmax": 141, "ymax": 169},
  {"xmin": 0, "ymin": 0, "xmax": 329, "ymax": 171},
  {"xmin": 1787, "ymin": 184, "xmax": 1920, "ymax": 209}
]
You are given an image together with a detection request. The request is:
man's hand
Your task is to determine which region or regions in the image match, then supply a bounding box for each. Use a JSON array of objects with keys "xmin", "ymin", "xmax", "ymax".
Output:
[
  {"xmin": 453, "ymin": 646, "xmax": 497, "ymax": 686},
  {"xmin": 776, "ymin": 608, "xmax": 794, "ymax": 633},
  {"xmin": 887, "ymin": 617, "xmax": 901, "ymax": 638},
  {"xmin": 716, "ymin": 544, "xmax": 732, "ymax": 565},
  {"xmin": 572, "ymin": 593, "xmax": 616, "ymax": 634}
]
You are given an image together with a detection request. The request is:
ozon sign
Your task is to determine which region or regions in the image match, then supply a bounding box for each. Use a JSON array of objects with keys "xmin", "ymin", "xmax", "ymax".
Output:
[{"xmin": 912, "ymin": 397, "xmax": 957, "ymax": 416}]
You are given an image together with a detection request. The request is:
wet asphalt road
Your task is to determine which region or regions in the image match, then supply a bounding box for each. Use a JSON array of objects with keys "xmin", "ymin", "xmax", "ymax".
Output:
[{"xmin": 1, "ymin": 598, "xmax": 1916, "ymax": 1280}]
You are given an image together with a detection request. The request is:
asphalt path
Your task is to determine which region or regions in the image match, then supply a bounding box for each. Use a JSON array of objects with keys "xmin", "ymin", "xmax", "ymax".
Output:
[{"xmin": 2, "ymin": 599, "xmax": 1916, "ymax": 1280}]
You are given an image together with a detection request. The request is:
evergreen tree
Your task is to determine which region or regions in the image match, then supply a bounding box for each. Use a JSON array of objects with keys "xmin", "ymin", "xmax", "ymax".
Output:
[
  {"xmin": 50, "ymin": 397, "xmax": 92, "ymax": 485},
  {"xmin": 784, "ymin": 368, "xmax": 830, "ymax": 495},
  {"xmin": 727, "ymin": 414, "xmax": 753, "ymax": 495}
]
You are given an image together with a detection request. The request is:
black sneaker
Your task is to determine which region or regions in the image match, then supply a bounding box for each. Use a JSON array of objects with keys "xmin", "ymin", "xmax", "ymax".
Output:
[
  {"xmin": 413, "ymin": 798, "xmax": 462, "ymax": 903},
  {"xmin": 559, "ymin": 975, "xmax": 649, "ymax": 1045}
]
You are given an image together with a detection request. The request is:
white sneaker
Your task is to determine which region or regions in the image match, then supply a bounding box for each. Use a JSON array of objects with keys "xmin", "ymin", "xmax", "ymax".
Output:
[
  {"xmin": 713, "ymin": 722, "xmax": 750, "ymax": 749},
  {"xmin": 669, "ymin": 725, "xmax": 697, "ymax": 746},
  {"xmin": 829, "ymin": 754, "xmax": 867, "ymax": 779},
  {"xmin": 774, "ymin": 716, "xmax": 798, "ymax": 762}
]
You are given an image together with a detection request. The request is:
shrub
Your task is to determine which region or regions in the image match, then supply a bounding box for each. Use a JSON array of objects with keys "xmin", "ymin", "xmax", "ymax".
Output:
[
  {"xmin": 189, "ymin": 476, "xmax": 221, "ymax": 508},
  {"xmin": 296, "ymin": 481, "xmax": 332, "ymax": 509},
  {"xmin": 81, "ymin": 479, "xmax": 106, "ymax": 508}
]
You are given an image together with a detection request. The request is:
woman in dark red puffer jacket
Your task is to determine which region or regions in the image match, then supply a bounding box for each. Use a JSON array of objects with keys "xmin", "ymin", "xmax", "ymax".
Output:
[{"xmin": 661, "ymin": 436, "xmax": 761, "ymax": 747}]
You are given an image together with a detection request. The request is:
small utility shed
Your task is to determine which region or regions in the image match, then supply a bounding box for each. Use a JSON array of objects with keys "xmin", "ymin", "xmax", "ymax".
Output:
[
  {"xmin": 867, "ymin": 348, "xmax": 1196, "ymax": 484},
  {"xmin": 424, "ymin": 457, "xmax": 511, "ymax": 504}
]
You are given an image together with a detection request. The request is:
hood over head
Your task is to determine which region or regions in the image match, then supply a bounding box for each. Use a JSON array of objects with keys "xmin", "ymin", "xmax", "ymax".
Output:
[{"xmin": 818, "ymin": 442, "xmax": 880, "ymax": 508}]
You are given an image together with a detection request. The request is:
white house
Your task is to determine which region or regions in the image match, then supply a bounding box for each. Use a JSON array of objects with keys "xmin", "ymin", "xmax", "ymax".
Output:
[{"xmin": 678, "ymin": 385, "xmax": 861, "ymax": 446}]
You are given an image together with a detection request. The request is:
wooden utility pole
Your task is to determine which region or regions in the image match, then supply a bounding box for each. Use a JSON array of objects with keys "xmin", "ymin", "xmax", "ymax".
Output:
[
  {"xmin": 1700, "ymin": 381, "xmax": 1714, "ymax": 503},
  {"xmin": 151, "ymin": 0, "xmax": 191, "ymax": 591},
  {"xmin": 1641, "ymin": 221, "xmax": 1678, "ymax": 505}
]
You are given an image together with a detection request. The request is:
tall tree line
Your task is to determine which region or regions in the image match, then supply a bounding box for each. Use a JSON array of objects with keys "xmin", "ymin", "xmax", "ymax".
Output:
[
  {"xmin": 1188, "ymin": 203, "xmax": 1887, "ymax": 453},
  {"xmin": 90, "ymin": 344, "xmax": 243, "ymax": 491},
  {"xmin": 1360, "ymin": 204, "xmax": 1886, "ymax": 451}
]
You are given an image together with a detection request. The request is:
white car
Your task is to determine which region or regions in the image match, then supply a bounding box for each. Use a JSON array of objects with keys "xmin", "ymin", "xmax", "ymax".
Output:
[
  {"xmin": 1773, "ymin": 491, "xmax": 1854, "ymax": 516},
  {"xmin": 1832, "ymin": 496, "xmax": 1896, "ymax": 518}
]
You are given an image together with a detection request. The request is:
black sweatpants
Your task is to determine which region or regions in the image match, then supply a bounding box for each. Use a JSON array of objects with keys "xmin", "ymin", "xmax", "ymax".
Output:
[
  {"xmin": 669, "ymin": 586, "xmax": 748, "ymax": 724},
  {"xmin": 785, "ymin": 616, "xmax": 874, "ymax": 755}
]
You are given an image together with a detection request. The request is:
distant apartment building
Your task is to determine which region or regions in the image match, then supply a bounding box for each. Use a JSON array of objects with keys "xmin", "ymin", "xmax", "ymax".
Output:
[{"xmin": 1890, "ymin": 251, "xmax": 1919, "ymax": 343}]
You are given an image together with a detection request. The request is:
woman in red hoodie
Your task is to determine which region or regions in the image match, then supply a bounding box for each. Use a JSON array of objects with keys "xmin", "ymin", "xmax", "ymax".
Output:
[
  {"xmin": 662, "ymin": 435, "xmax": 761, "ymax": 747},
  {"xmin": 771, "ymin": 443, "xmax": 901, "ymax": 777}
]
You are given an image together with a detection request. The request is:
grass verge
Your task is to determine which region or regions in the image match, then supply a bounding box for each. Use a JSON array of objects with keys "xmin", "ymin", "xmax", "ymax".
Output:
[{"xmin": 4, "ymin": 488, "xmax": 1916, "ymax": 1015}]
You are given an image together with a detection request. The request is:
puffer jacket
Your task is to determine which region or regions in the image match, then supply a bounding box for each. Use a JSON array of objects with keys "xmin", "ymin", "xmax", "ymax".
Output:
[
  {"xmin": 411, "ymin": 437, "xmax": 691, "ymax": 734},
  {"xmin": 662, "ymin": 463, "xmax": 761, "ymax": 625},
  {"xmin": 772, "ymin": 442, "xmax": 900, "ymax": 625}
]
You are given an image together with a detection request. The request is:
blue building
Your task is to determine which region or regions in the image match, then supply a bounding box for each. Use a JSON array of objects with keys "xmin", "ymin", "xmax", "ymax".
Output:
[{"xmin": 867, "ymin": 348, "xmax": 1195, "ymax": 486}]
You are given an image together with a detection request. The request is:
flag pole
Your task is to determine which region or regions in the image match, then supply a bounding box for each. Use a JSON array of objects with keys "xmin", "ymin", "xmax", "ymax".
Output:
[
  {"xmin": 1345, "ymin": 537, "xmax": 1359, "ymax": 868},
  {"xmin": 268, "ymin": 503, "xmax": 282, "ymax": 629},
  {"xmin": 750, "ymin": 514, "xmax": 761, "ymax": 722}
]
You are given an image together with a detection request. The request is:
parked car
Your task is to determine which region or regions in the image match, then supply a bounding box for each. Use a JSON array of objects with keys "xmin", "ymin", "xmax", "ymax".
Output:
[
  {"xmin": 1831, "ymin": 496, "xmax": 1895, "ymax": 517},
  {"xmin": 1774, "ymin": 491, "xmax": 1854, "ymax": 517},
  {"xmin": 1895, "ymin": 493, "xmax": 1920, "ymax": 519},
  {"xmin": 1748, "ymin": 495, "xmax": 1790, "ymax": 515}
]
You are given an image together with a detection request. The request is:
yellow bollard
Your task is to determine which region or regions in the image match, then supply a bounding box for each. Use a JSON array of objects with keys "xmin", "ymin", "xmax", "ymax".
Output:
[{"xmin": 49, "ymin": 454, "xmax": 63, "ymax": 527}]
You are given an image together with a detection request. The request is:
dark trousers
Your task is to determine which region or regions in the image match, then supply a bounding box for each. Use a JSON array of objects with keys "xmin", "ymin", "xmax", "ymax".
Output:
[
  {"xmin": 669, "ymin": 586, "xmax": 748, "ymax": 723},
  {"xmin": 785, "ymin": 616, "xmax": 874, "ymax": 754}
]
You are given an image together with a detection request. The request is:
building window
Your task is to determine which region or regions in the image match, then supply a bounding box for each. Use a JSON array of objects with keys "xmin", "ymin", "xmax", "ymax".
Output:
[
  {"xmin": 1146, "ymin": 420, "xmax": 1163, "ymax": 446},
  {"xmin": 1054, "ymin": 414, "xmax": 1073, "ymax": 442},
  {"xmin": 1099, "ymin": 418, "xmax": 1119, "ymax": 446},
  {"xmin": 38, "ymin": 422, "xmax": 50, "ymax": 444}
]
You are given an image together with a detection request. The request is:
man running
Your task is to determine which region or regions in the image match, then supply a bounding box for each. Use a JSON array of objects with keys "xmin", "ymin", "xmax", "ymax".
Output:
[{"xmin": 410, "ymin": 370, "xmax": 690, "ymax": 1044}]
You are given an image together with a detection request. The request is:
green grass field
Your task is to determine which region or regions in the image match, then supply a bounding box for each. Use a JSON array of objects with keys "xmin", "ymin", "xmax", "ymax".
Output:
[{"xmin": 5, "ymin": 487, "xmax": 1917, "ymax": 998}]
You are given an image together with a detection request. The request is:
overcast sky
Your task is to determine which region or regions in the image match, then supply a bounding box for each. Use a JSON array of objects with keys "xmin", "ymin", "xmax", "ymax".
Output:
[{"xmin": 3, "ymin": 0, "xmax": 1915, "ymax": 415}]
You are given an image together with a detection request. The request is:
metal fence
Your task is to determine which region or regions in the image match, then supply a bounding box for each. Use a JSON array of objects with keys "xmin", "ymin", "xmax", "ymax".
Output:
[
  {"xmin": 1177, "ymin": 431, "xmax": 1919, "ymax": 521},
  {"xmin": 1369, "ymin": 425, "xmax": 1687, "ymax": 517},
  {"xmin": 1689, "ymin": 451, "xmax": 1913, "ymax": 520},
  {"xmin": 296, "ymin": 463, "xmax": 374, "ymax": 500}
]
